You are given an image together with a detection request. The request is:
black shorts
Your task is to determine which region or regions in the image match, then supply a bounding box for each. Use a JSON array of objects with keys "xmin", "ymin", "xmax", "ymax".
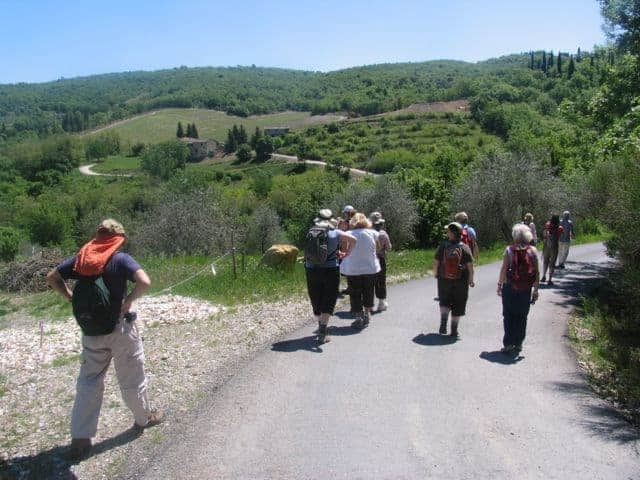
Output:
[{"xmin": 437, "ymin": 278, "xmax": 469, "ymax": 316}]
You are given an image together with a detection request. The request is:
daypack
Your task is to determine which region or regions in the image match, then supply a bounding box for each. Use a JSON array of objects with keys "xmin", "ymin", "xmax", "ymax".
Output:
[
  {"xmin": 72, "ymin": 276, "xmax": 116, "ymax": 336},
  {"xmin": 460, "ymin": 227, "xmax": 476, "ymax": 250},
  {"xmin": 442, "ymin": 243, "xmax": 464, "ymax": 280},
  {"xmin": 304, "ymin": 226, "xmax": 330, "ymax": 266},
  {"xmin": 507, "ymin": 245, "xmax": 537, "ymax": 291},
  {"xmin": 544, "ymin": 223, "xmax": 563, "ymax": 248}
]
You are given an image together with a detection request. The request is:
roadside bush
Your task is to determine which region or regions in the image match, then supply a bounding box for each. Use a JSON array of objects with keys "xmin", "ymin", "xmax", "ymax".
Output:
[
  {"xmin": 236, "ymin": 144, "xmax": 253, "ymax": 163},
  {"xmin": 0, "ymin": 227, "xmax": 24, "ymax": 262},
  {"xmin": 332, "ymin": 176, "xmax": 418, "ymax": 247},
  {"xmin": 86, "ymin": 131, "xmax": 121, "ymax": 160},
  {"xmin": 130, "ymin": 142, "xmax": 146, "ymax": 156},
  {"xmin": 141, "ymin": 140, "xmax": 189, "ymax": 180},
  {"xmin": 452, "ymin": 151, "xmax": 570, "ymax": 245},
  {"xmin": 244, "ymin": 205, "xmax": 285, "ymax": 253},
  {"xmin": 24, "ymin": 203, "xmax": 74, "ymax": 248}
]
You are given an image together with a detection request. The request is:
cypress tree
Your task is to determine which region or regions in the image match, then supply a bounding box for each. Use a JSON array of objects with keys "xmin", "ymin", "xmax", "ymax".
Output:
[
  {"xmin": 192, "ymin": 124, "xmax": 199, "ymax": 139},
  {"xmin": 542, "ymin": 51, "xmax": 547, "ymax": 72},
  {"xmin": 576, "ymin": 47, "xmax": 582, "ymax": 62},
  {"xmin": 238, "ymin": 125, "xmax": 248, "ymax": 145},
  {"xmin": 557, "ymin": 52, "xmax": 562, "ymax": 74},
  {"xmin": 225, "ymin": 127, "xmax": 237, "ymax": 153},
  {"xmin": 530, "ymin": 51, "xmax": 535, "ymax": 69},
  {"xmin": 177, "ymin": 122, "xmax": 184, "ymax": 138},
  {"xmin": 590, "ymin": 54, "xmax": 594, "ymax": 67},
  {"xmin": 250, "ymin": 126, "xmax": 263, "ymax": 150},
  {"xmin": 548, "ymin": 51, "xmax": 554, "ymax": 69},
  {"xmin": 567, "ymin": 55, "xmax": 575, "ymax": 79}
]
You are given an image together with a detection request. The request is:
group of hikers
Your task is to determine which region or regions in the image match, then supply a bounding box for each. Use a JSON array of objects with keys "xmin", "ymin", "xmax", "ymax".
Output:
[
  {"xmin": 303, "ymin": 208, "xmax": 575, "ymax": 353},
  {"xmin": 44, "ymin": 209, "xmax": 575, "ymax": 459}
]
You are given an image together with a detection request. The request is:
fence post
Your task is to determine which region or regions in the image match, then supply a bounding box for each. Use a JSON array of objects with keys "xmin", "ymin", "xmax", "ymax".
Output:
[{"xmin": 231, "ymin": 233, "xmax": 237, "ymax": 279}]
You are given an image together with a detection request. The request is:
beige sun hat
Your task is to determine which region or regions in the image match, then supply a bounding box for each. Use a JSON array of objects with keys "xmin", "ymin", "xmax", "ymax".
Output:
[
  {"xmin": 97, "ymin": 218, "xmax": 125, "ymax": 236},
  {"xmin": 369, "ymin": 211, "xmax": 385, "ymax": 225}
]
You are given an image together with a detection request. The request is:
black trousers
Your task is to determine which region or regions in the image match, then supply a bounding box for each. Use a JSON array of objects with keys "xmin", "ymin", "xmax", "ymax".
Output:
[
  {"xmin": 306, "ymin": 267, "xmax": 340, "ymax": 315},
  {"xmin": 375, "ymin": 255, "xmax": 387, "ymax": 300},
  {"xmin": 501, "ymin": 283, "xmax": 532, "ymax": 348},
  {"xmin": 347, "ymin": 274, "xmax": 376, "ymax": 313}
]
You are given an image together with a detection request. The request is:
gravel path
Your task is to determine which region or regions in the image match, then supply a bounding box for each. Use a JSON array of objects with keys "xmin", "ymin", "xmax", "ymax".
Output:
[
  {"xmin": 270, "ymin": 154, "xmax": 378, "ymax": 179},
  {"xmin": 78, "ymin": 164, "xmax": 133, "ymax": 177},
  {"xmin": 0, "ymin": 294, "xmax": 321, "ymax": 479}
]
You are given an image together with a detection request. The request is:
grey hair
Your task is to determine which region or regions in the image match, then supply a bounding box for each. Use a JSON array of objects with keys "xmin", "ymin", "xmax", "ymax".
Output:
[
  {"xmin": 512, "ymin": 223, "xmax": 533, "ymax": 244},
  {"xmin": 563, "ymin": 210, "xmax": 570, "ymax": 218},
  {"xmin": 454, "ymin": 211, "xmax": 468, "ymax": 223}
]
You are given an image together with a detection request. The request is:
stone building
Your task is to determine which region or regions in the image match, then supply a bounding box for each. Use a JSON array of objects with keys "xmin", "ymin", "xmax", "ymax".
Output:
[{"xmin": 180, "ymin": 138, "xmax": 218, "ymax": 161}]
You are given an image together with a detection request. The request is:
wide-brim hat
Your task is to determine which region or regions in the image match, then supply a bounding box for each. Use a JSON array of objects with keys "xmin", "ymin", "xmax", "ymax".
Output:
[
  {"xmin": 369, "ymin": 211, "xmax": 385, "ymax": 225},
  {"xmin": 446, "ymin": 222, "xmax": 463, "ymax": 235},
  {"xmin": 342, "ymin": 205, "xmax": 355, "ymax": 214},
  {"xmin": 97, "ymin": 218, "xmax": 125, "ymax": 236}
]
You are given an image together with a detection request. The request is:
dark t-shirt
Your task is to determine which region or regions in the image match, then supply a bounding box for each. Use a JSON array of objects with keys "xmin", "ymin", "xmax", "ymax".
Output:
[
  {"xmin": 435, "ymin": 240, "xmax": 473, "ymax": 280},
  {"xmin": 57, "ymin": 252, "xmax": 141, "ymax": 318}
]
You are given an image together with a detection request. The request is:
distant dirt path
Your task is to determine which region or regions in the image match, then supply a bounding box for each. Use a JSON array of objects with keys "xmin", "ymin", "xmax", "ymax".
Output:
[
  {"xmin": 271, "ymin": 153, "xmax": 379, "ymax": 179},
  {"xmin": 78, "ymin": 164, "xmax": 132, "ymax": 177}
]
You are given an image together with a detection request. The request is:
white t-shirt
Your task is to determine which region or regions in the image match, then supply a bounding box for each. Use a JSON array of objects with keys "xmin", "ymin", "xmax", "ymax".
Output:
[{"xmin": 340, "ymin": 228, "xmax": 381, "ymax": 276}]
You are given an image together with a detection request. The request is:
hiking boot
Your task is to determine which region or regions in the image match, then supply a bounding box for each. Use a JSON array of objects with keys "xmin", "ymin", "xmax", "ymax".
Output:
[
  {"xmin": 377, "ymin": 300, "xmax": 388, "ymax": 312},
  {"xmin": 67, "ymin": 438, "xmax": 91, "ymax": 461},
  {"xmin": 362, "ymin": 312, "xmax": 370, "ymax": 327},
  {"xmin": 351, "ymin": 315, "xmax": 364, "ymax": 329},
  {"xmin": 134, "ymin": 408, "xmax": 165, "ymax": 431},
  {"xmin": 439, "ymin": 319, "xmax": 447, "ymax": 335},
  {"xmin": 317, "ymin": 324, "xmax": 331, "ymax": 344}
]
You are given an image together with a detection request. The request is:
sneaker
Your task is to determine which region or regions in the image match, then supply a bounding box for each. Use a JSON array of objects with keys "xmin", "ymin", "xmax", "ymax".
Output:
[
  {"xmin": 439, "ymin": 320, "xmax": 447, "ymax": 335},
  {"xmin": 377, "ymin": 300, "xmax": 388, "ymax": 312},
  {"xmin": 317, "ymin": 325, "xmax": 331, "ymax": 344},
  {"xmin": 362, "ymin": 312, "xmax": 370, "ymax": 327},
  {"xmin": 134, "ymin": 408, "xmax": 165, "ymax": 431},
  {"xmin": 67, "ymin": 438, "xmax": 91, "ymax": 460}
]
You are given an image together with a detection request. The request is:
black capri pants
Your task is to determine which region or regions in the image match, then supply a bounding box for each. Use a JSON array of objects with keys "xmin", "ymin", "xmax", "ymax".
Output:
[{"xmin": 306, "ymin": 267, "xmax": 340, "ymax": 315}]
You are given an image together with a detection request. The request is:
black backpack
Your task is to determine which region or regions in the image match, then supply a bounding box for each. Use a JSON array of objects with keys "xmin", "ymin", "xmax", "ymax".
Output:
[
  {"xmin": 72, "ymin": 276, "xmax": 116, "ymax": 336},
  {"xmin": 304, "ymin": 226, "xmax": 330, "ymax": 266}
]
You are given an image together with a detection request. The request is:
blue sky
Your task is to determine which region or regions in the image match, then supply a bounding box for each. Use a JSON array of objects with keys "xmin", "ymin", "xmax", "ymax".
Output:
[{"xmin": 0, "ymin": 0, "xmax": 607, "ymax": 84}]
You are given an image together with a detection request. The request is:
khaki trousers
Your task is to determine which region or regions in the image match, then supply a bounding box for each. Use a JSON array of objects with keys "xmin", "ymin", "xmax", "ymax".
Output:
[
  {"xmin": 558, "ymin": 241, "xmax": 570, "ymax": 266},
  {"xmin": 71, "ymin": 319, "xmax": 150, "ymax": 439}
]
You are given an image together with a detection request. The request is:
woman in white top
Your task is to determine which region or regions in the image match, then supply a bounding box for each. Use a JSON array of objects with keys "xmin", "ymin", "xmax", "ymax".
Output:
[{"xmin": 340, "ymin": 213, "xmax": 381, "ymax": 329}]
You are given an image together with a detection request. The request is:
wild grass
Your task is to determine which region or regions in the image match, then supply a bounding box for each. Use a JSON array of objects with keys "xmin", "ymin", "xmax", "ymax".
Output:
[
  {"xmin": 90, "ymin": 109, "xmax": 343, "ymax": 145},
  {"xmin": 48, "ymin": 353, "xmax": 81, "ymax": 368}
]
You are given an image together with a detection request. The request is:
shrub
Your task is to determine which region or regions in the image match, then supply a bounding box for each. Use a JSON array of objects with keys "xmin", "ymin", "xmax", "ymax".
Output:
[
  {"xmin": 244, "ymin": 205, "xmax": 285, "ymax": 253},
  {"xmin": 0, "ymin": 227, "xmax": 23, "ymax": 261},
  {"xmin": 86, "ymin": 131, "xmax": 121, "ymax": 160},
  {"xmin": 451, "ymin": 151, "xmax": 570, "ymax": 245},
  {"xmin": 24, "ymin": 204, "xmax": 74, "ymax": 248},
  {"xmin": 141, "ymin": 140, "xmax": 189, "ymax": 180},
  {"xmin": 130, "ymin": 142, "xmax": 146, "ymax": 156},
  {"xmin": 236, "ymin": 144, "xmax": 253, "ymax": 163}
]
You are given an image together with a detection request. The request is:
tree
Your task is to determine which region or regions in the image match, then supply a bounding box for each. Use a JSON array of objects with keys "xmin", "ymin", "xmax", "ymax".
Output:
[
  {"xmin": 567, "ymin": 55, "xmax": 576, "ymax": 79},
  {"xmin": 530, "ymin": 51, "xmax": 535, "ymax": 69},
  {"xmin": 548, "ymin": 51, "xmax": 554, "ymax": 69},
  {"xmin": 542, "ymin": 51, "xmax": 547, "ymax": 72},
  {"xmin": 557, "ymin": 52, "xmax": 563, "ymax": 74},
  {"xmin": 186, "ymin": 123, "xmax": 193, "ymax": 137},
  {"xmin": 176, "ymin": 122, "xmax": 184, "ymax": 138},
  {"xmin": 191, "ymin": 123, "xmax": 199, "ymax": 138},
  {"xmin": 255, "ymin": 136, "xmax": 274, "ymax": 163},
  {"xmin": 236, "ymin": 143, "xmax": 252, "ymax": 162},
  {"xmin": 141, "ymin": 139, "xmax": 190, "ymax": 180},
  {"xmin": 250, "ymin": 126, "xmax": 263, "ymax": 150},
  {"xmin": 577, "ymin": 47, "xmax": 582, "ymax": 62},
  {"xmin": 600, "ymin": 0, "xmax": 640, "ymax": 57},
  {"xmin": 224, "ymin": 127, "xmax": 237, "ymax": 153},
  {"xmin": 238, "ymin": 125, "xmax": 248, "ymax": 145}
]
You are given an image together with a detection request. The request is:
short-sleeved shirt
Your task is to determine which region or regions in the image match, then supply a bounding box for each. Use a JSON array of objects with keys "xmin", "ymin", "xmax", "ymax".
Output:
[
  {"xmin": 340, "ymin": 228, "xmax": 381, "ymax": 276},
  {"xmin": 462, "ymin": 224, "xmax": 477, "ymax": 242},
  {"xmin": 376, "ymin": 229, "xmax": 392, "ymax": 257},
  {"xmin": 57, "ymin": 252, "xmax": 141, "ymax": 319},
  {"xmin": 435, "ymin": 240, "xmax": 474, "ymax": 279},
  {"xmin": 559, "ymin": 219, "xmax": 573, "ymax": 242},
  {"xmin": 305, "ymin": 229, "xmax": 342, "ymax": 269}
]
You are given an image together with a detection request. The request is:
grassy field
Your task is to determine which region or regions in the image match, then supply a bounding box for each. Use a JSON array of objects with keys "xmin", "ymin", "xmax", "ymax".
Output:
[
  {"xmin": 88, "ymin": 109, "xmax": 344, "ymax": 145},
  {"xmin": 91, "ymin": 154, "xmax": 141, "ymax": 173}
]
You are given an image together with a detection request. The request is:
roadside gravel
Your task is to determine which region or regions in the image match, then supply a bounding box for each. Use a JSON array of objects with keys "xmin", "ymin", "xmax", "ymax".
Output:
[{"xmin": 1, "ymin": 294, "xmax": 317, "ymax": 479}]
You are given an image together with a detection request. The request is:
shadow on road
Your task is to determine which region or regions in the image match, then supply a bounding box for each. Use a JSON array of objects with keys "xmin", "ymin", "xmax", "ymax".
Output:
[
  {"xmin": 413, "ymin": 333, "xmax": 457, "ymax": 346},
  {"xmin": 328, "ymin": 325, "xmax": 361, "ymax": 337},
  {"xmin": 548, "ymin": 378, "xmax": 640, "ymax": 444},
  {"xmin": 1, "ymin": 427, "xmax": 142, "ymax": 480},
  {"xmin": 334, "ymin": 310, "xmax": 354, "ymax": 320},
  {"xmin": 542, "ymin": 260, "xmax": 613, "ymax": 307},
  {"xmin": 479, "ymin": 350, "xmax": 524, "ymax": 365},
  {"xmin": 271, "ymin": 336, "xmax": 323, "ymax": 353}
]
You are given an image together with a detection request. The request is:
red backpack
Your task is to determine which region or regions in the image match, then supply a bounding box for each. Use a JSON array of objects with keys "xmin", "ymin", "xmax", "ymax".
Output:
[
  {"xmin": 442, "ymin": 243, "xmax": 464, "ymax": 280},
  {"xmin": 460, "ymin": 227, "xmax": 475, "ymax": 250},
  {"xmin": 507, "ymin": 245, "xmax": 537, "ymax": 290}
]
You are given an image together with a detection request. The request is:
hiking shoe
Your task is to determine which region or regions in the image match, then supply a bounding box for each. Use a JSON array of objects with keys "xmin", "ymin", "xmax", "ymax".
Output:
[
  {"xmin": 362, "ymin": 312, "xmax": 370, "ymax": 327},
  {"xmin": 351, "ymin": 316, "xmax": 364, "ymax": 329},
  {"xmin": 541, "ymin": 276, "xmax": 546, "ymax": 283},
  {"xmin": 439, "ymin": 320, "xmax": 447, "ymax": 335},
  {"xmin": 134, "ymin": 408, "xmax": 165, "ymax": 431},
  {"xmin": 317, "ymin": 325, "xmax": 331, "ymax": 344},
  {"xmin": 67, "ymin": 438, "xmax": 91, "ymax": 461},
  {"xmin": 377, "ymin": 300, "xmax": 388, "ymax": 312}
]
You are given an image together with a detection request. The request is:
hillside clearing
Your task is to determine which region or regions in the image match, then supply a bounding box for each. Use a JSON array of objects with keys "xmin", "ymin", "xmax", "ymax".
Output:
[{"xmin": 86, "ymin": 109, "xmax": 346, "ymax": 145}]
